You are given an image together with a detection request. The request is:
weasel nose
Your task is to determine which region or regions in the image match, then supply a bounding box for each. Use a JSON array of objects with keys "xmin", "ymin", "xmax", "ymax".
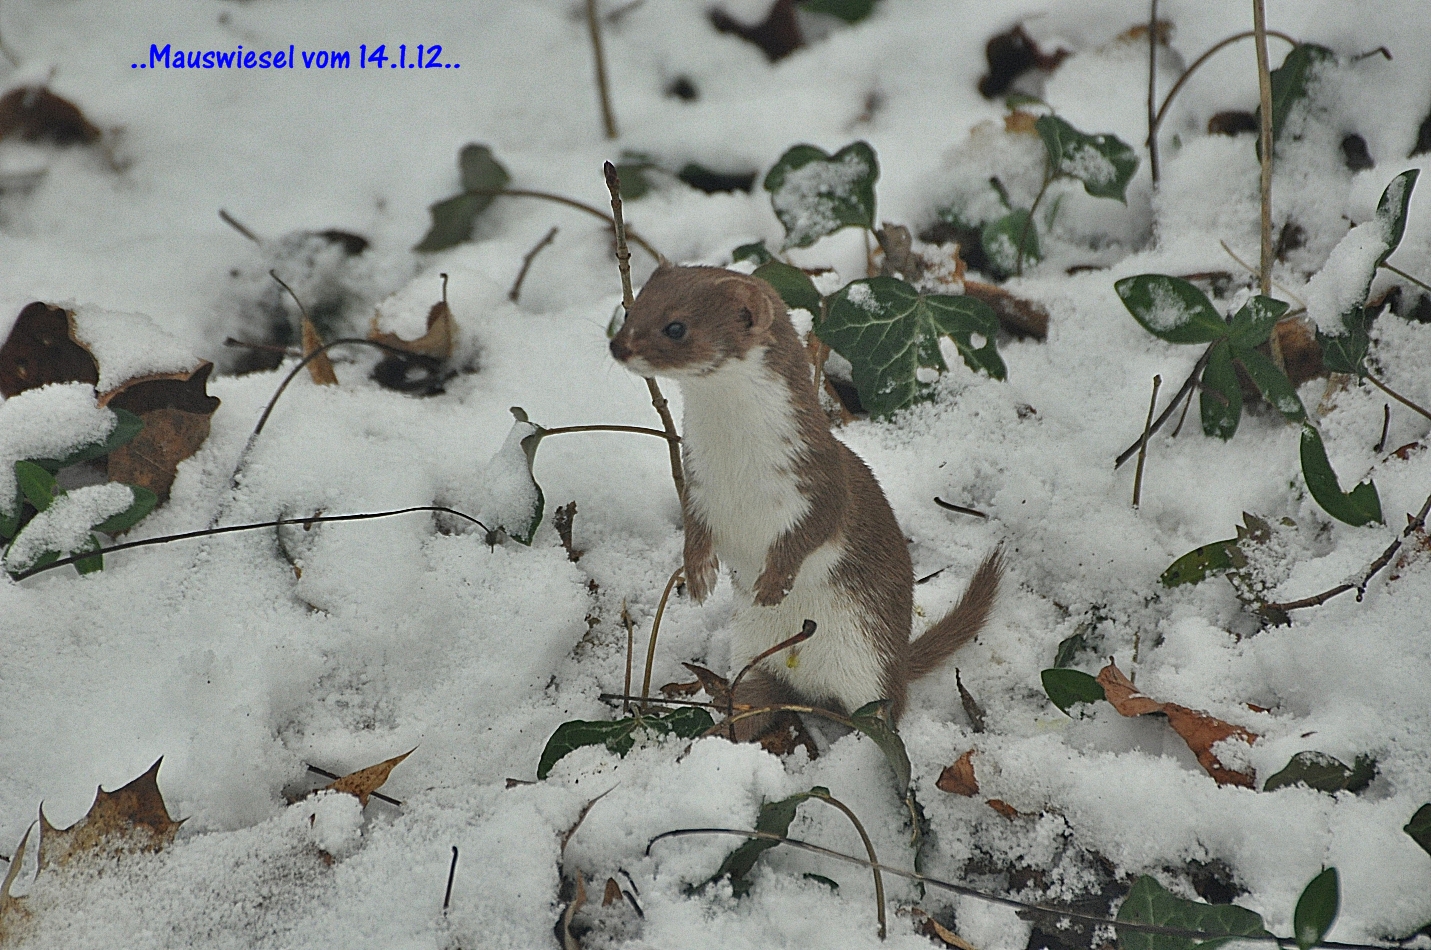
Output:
[{"xmin": 609, "ymin": 337, "xmax": 631, "ymax": 361}]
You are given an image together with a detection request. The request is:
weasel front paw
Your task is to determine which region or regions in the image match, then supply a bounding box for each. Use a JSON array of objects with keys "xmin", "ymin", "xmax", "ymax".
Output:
[
  {"xmin": 753, "ymin": 569, "xmax": 793, "ymax": 607},
  {"xmin": 685, "ymin": 558, "xmax": 718, "ymax": 603}
]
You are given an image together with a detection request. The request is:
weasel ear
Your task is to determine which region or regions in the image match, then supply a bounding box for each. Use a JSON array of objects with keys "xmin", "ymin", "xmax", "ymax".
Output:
[{"xmin": 724, "ymin": 277, "xmax": 778, "ymax": 333}]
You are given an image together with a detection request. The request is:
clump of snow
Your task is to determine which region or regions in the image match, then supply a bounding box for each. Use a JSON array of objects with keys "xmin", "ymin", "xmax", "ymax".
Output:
[
  {"xmin": 1060, "ymin": 142, "xmax": 1116, "ymax": 188},
  {"xmin": 304, "ymin": 791, "xmax": 364, "ymax": 860},
  {"xmin": 3, "ymin": 482, "xmax": 133, "ymax": 572},
  {"xmin": 1304, "ymin": 217, "xmax": 1390, "ymax": 335},
  {"xmin": 844, "ymin": 281, "xmax": 878, "ymax": 313},
  {"xmin": 1139, "ymin": 282, "xmax": 1202, "ymax": 334},
  {"xmin": 471, "ymin": 415, "xmax": 542, "ymax": 540},
  {"xmin": 771, "ymin": 152, "xmax": 871, "ymax": 248},
  {"xmin": 0, "ymin": 383, "xmax": 115, "ymax": 515},
  {"xmin": 70, "ymin": 305, "xmax": 201, "ymax": 391}
]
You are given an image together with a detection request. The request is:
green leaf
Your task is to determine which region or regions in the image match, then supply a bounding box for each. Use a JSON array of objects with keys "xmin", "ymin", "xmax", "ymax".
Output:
[
  {"xmin": 1316, "ymin": 306, "xmax": 1375, "ymax": 378},
  {"xmin": 1375, "ymin": 169, "xmax": 1418, "ymax": 266},
  {"xmin": 15, "ymin": 460, "xmax": 57, "ymax": 512},
  {"xmin": 0, "ymin": 492, "xmax": 20, "ymax": 541},
  {"xmin": 1300, "ymin": 424, "xmax": 1382, "ymax": 526},
  {"xmin": 1161, "ymin": 539, "xmax": 1238, "ymax": 587},
  {"xmin": 35, "ymin": 408, "xmax": 145, "ymax": 471},
  {"xmin": 763, "ymin": 141, "xmax": 878, "ymax": 249},
  {"xmin": 1227, "ymin": 296, "xmax": 1290, "ymax": 349},
  {"xmin": 849, "ymin": 700, "xmax": 911, "ymax": 795},
  {"xmin": 1258, "ymin": 44, "xmax": 1336, "ymax": 157},
  {"xmin": 1233, "ymin": 346, "xmax": 1305, "ymax": 423},
  {"xmin": 95, "ymin": 485, "xmax": 157, "ymax": 535},
  {"xmin": 73, "ymin": 534, "xmax": 103, "ymax": 575},
  {"xmin": 1263, "ymin": 752, "xmax": 1376, "ymax": 794},
  {"xmin": 1004, "ymin": 93, "xmax": 1047, "ymax": 110},
  {"xmin": 1294, "ymin": 868, "xmax": 1339, "ymax": 950},
  {"xmin": 752, "ymin": 261, "xmax": 823, "ymax": 318},
  {"xmin": 1041, "ymin": 669, "xmax": 1106, "ymax": 714},
  {"xmin": 1053, "ymin": 632, "xmax": 1088, "ymax": 668},
  {"xmin": 1405, "ymin": 803, "xmax": 1431, "ymax": 857},
  {"xmin": 1035, "ymin": 114, "xmax": 1139, "ymax": 202},
  {"xmin": 614, "ymin": 162, "xmax": 653, "ymax": 200},
  {"xmin": 1116, "ymin": 875, "xmax": 1271, "ymax": 950},
  {"xmin": 799, "ymin": 0, "xmax": 876, "ymax": 23},
  {"xmin": 1200, "ymin": 341, "xmax": 1243, "ymax": 440},
  {"xmin": 479, "ymin": 408, "xmax": 544, "ymax": 546},
  {"xmin": 980, "ymin": 208, "xmax": 1040, "ymax": 277},
  {"xmin": 732, "ymin": 241, "xmax": 774, "ymax": 265},
  {"xmin": 704, "ymin": 788, "xmax": 822, "ymax": 897},
  {"xmin": 1115, "ymin": 275, "xmax": 1229, "ymax": 345},
  {"xmin": 818, "ymin": 277, "xmax": 1004, "ymax": 418},
  {"xmin": 415, "ymin": 144, "xmax": 511, "ymax": 252},
  {"xmin": 536, "ymin": 707, "xmax": 716, "ymax": 780}
]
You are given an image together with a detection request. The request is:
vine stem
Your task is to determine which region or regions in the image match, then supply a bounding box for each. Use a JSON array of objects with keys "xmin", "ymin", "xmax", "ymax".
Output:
[
  {"xmin": 1146, "ymin": 0, "xmax": 1160, "ymax": 183},
  {"xmin": 1382, "ymin": 261, "xmax": 1431, "ymax": 295},
  {"xmin": 461, "ymin": 187, "xmax": 662, "ymax": 262},
  {"xmin": 639, "ymin": 566, "xmax": 685, "ymax": 711},
  {"xmin": 1132, "ymin": 374, "xmax": 1162, "ymax": 508},
  {"xmin": 1014, "ymin": 166, "xmax": 1053, "ymax": 277},
  {"xmin": 1149, "ymin": 30, "xmax": 1298, "ymax": 141},
  {"xmin": 807, "ymin": 791, "xmax": 886, "ymax": 939},
  {"xmin": 539, "ymin": 423, "xmax": 675, "ymax": 441},
  {"xmin": 1115, "ymin": 346, "xmax": 1214, "ymax": 468},
  {"xmin": 1253, "ymin": 0, "xmax": 1275, "ymax": 297},
  {"xmin": 1365, "ymin": 373, "xmax": 1431, "ymax": 423},
  {"xmin": 585, "ymin": 0, "xmax": 618, "ymax": 139}
]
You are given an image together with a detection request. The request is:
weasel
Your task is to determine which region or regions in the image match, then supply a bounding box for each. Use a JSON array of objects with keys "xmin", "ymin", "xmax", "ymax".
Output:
[{"xmin": 609, "ymin": 264, "xmax": 1001, "ymax": 736}]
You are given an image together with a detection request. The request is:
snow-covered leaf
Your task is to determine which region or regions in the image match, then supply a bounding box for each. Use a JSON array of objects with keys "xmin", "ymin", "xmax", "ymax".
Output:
[
  {"xmin": 1035, "ymin": 114, "xmax": 1138, "ymax": 202},
  {"xmin": 4, "ymin": 482, "xmax": 138, "ymax": 574},
  {"xmin": 848, "ymin": 700, "xmax": 911, "ymax": 794},
  {"xmin": 1116, "ymin": 875, "xmax": 1270, "ymax": 950},
  {"xmin": 1161, "ymin": 539, "xmax": 1238, "ymax": 587},
  {"xmin": 1299, "ymin": 424, "xmax": 1382, "ymax": 526},
  {"xmin": 536, "ymin": 707, "xmax": 714, "ymax": 780},
  {"xmin": 703, "ymin": 787, "xmax": 823, "ymax": 898},
  {"xmin": 763, "ymin": 141, "xmax": 878, "ymax": 249},
  {"xmin": 37, "ymin": 758, "xmax": 182, "ymax": 870},
  {"xmin": 477, "ymin": 408, "xmax": 546, "ymax": 545},
  {"xmin": 1226, "ymin": 296, "xmax": 1290, "ymax": 349},
  {"xmin": 1116, "ymin": 275, "xmax": 1228, "ymax": 345},
  {"xmin": 1263, "ymin": 752, "xmax": 1375, "ymax": 794},
  {"xmin": 1258, "ymin": 44, "xmax": 1336, "ymax": 156},
  {"xmin": 980, "ymin": 208, "xmax": 1039, "ymax": 277}
]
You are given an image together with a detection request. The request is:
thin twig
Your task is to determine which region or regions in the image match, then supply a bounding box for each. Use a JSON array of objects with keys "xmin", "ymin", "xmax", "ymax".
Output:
[
  {"xmin": 305, "ymin": 764, "xmax": 403, "ymax": 807},
  {"xmin": 646, "ymin": 829, "xmax": 1391, "ymax": 950},
  {"xmin": 1253, "ymin": 0, "xmax": 1275, "ymax": 297},
  {"xmin": 508, "ymin": 226, "xmax": 559, "ymax": 302},
  {"xmin": 1150, "ymin": 30, "xmax": 1298, "ymax": 139},
  {"xmin": 1264, "ymin": 490, "xmax": 1431, "ymax": 613},
  {"xmin": 808, "ymin": 791, "xmax": 886, "ymax": 939},
  {"xmin": 604, "ymin": 162, "xmax": 636, "ymax": 306},
  {"xmin": 933, "ymin": 497, "xmax": 989, "ymax": 519},
  {"xmin": 1133, "ymin": 374, "xmax": 1162, "ymax": 508},
  {"xmin": 1146, "ymin": 0, "xmax": 1160, "ymax": 183},
  {"xmin": 1376, "ymin": 404, "xmax": 1391, "ymax": 453},
  {"xmin": 639, "ymin": 567, "xmax": 685, "ymax": 711},
  {"xmin": 585, "ymin": 0, "xmax": 618, "ymax": 139},
  {"xmin": 443, "ymin": 846, "xmax": 458, "ymax": 912},
  {"xmin": 725, "ymin": 621, "xmax": 817, "ymax": 739},
  {"xmin": 218, "ymin": 208, "xmax": 263, "ymax": 244},
  {"xmin": 1366, "ymin": 373, "xmax": 1431, "ymax": 423},
  {"xmin": 1170, "ymin": 378, "xmax": 1196, "ymax": 437},
  {"xmin": 539, "ymin": 423, "xmax": 675, "ymax": 441},
  {"xmin": 621, "ymin": 601, "xmax": 635, "ymax": 715},
  {"xmin": 1219, "ymin": 239, "xmax": 1307, "ymax": 308},
  {"xmin": 1381, "ymin": 261, "xmax": 1431, "ymax": 295},
  {"xmin": 1115, "ymin": 347, "xmax": 1214, "ymax": 468},
  {"xmin": 1015, "ymin": 167, "xmax": 1053, "ymax": 277},
  {"xmin": 11, "ymin": 506, "xmax": 490, "ymax": 582},
  {"xmin": 463, "ymin": 187, "xmax": 661, "ymax": 262}
]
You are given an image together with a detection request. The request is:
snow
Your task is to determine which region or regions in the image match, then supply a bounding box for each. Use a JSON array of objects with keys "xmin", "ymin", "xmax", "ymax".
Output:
[
  {"xmin": 3, "ymin": 481, "xmax": 132, "ymax": 572},
  {"xmin": 0, "ymin": 1, "xmax": 1429, "ymax": 949},
  {"xmin": 1305, "ymin": 219, "xmax": 1391, "ymax": 335}
]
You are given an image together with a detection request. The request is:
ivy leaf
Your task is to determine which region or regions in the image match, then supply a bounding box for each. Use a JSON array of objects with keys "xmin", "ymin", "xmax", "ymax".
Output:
[
  {"xmin": 33, "ymin": 408, "xmax": 144, "ymax": 471},
  {"xmin": 1161, "ymin": 539, "xmax": 1238, "ymax": 587},
  {"xmin": 1405, "ymin": 803, "xmax": 1431, "ymax": 857},
  {"xmin": 732, "ymin": 241, "xmax": 774, "ymax": 265},
  {"xmin": 981, "ymin": 208, "xmax": 1039, "ymax": 277},
  {"xmin": 415, "ymin": 144, "xmax": 511, "ymax": 252},
  {"xmin": 1374, "ymin": 168, "xmax": 1418, "ymax": 266},
  {"xmin": 1200, "ymin": 341, "xmax": 1243, "ymax": 440},
  {"xmin": 15, "ymin": 460, "xmax": 56, "ymax": 511},
  {"xmin": 1116, "ymin": 276, "xmax": 1229, "ymax": 344},
  {"xmin": 703, "ymin": 787, "xmax": 823, "ymax": 897},
  {"xmin": 1040, "ymin": 669, "xmax": 1106, "ymax": 714},
  {"xmin": 848, "ymin": 700, "xmax": 911, "ymax": 795},
  {"xmin": 763, "ymin": 141, "xmax": 878, "ymax": 249},
  {"xmin": 1263, "ymin": 752, "xmax": 1376, "ymax": 794},
  {"xmin": 1316, "ymin": 306, "xmax": 1375, "ymax": 377},
  {"xmin": 95, "ymin": 485, "xmax": 158, "ymax": 535},
  {"xmin": 536, "ymin": 707, "xmax": 716, "ymax": 780},
  {"xmin": 799, "ymin": 0, "xmax": 876, "ymax": 24},
  {"xmin": 818, "ymin": 277, "xmax": 1004, "ymax": 418},
  {"xmin": 1035, "ymin": 114, "xmax": 1139, "ymax": 202},
  {"xmin": 1116, "ymin": 875, "xmax": 1271, "ymax": 950},
  {"xmin": 1227, "ymin": 296, "xmax": 1290, "ymax": 349},
  {"xmin": 752, "ymin": 260, "xmax": 823, "ymax": 318},
  {"xmin": 1300, "ymin": 424, "xmax": 1382, "ymax": 526},
  {"xmin": 1293, "ymin": 868, "xmax": 1339, "ymax": 950},
  {"xmin": 1258, "ymin": 44, "xmax": 1336, "ymax": 156},
  {"xmin": 1233, "ymin": 346, "xmax": 1305, "ymax": 423}
]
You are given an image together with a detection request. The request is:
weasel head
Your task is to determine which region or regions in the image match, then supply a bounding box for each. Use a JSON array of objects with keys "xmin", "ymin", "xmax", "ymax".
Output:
[{"xmin": 609, "ymin": 265, "xmax": 785, "ymax": 379}]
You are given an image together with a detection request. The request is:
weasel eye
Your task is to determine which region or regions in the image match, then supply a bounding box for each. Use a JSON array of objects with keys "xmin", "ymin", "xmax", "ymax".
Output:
[{"xmin": 663, "ymin": 321, "xmax": 687, "ymax": 340}]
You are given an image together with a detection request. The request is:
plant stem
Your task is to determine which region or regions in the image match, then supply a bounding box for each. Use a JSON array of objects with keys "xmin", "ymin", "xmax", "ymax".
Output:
[
  {"xmin": 539, "ymin": 423, "xmax": 675, "ymax": 441},
  {"xmin": 1014, "ymin": 167, "xmax": 1053, "ymax": 277},
  {"xmin": 1150, "ymin": 30, "xmax": 1298, "ymax": 141},
  {"xmin": 1146, "ymin": 0, "xmax": 1160, "ymax": 183},
  {"xmin": 1381, "ymin": 261, "xmax": 1431, "ymax": 295},
  {"xmin": 725, "ymin": 621, "xmax": 817, "ymax": 739},
  {"xmin": 639, "ymin": 566, "xmax": 684, "ymax": 711},
  {"xmin": 462, "ymin": 187, "xmax": 662, "ymax": 262},
  {"xmin": 1253, "ymin": 0, "xmax": 1275, "ymax": 297},
  {"xmin": 1115, "ymin": 346, "xmax": 1214, "ymax": 468},
  {"xmin": 808, "ymin": 791, "xmax": 886, "ymax": 939},
  {"xmin": 1366, "ymin": 372, "xmax": 1431, "ymax": 423},
  {"xmin": 1133, "ymin": 374, "xmax": 1162, "ymax": 508},
  {"xmin": 586, "ymin": 0, "xmax": 618, "ymax": 139},
  {"xmin": 508, "ymin": 226, "xmax": 559, "ymax": 302}
]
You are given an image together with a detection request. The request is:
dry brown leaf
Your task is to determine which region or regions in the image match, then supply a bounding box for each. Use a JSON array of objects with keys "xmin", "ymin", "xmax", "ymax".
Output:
[
  {"xmin": 369, "ymin": 298, "xmax": 455, "ymax": 361},
  {"xmin": 1096, "ymin": 661, "xmax": 1258, "ymax": 788},
  {"xmin": 657, "ymin": 679, "xmax": 703, "ymax": 699},
  {"xmin": 986, "ymin": 799, "xmax": 1020, "ymax": 820},
  {"xmin": 936, "ymin": 750, "xmax": 980, "ymax": 797},
  {"xmin": 602, "ymin": 877, "xmax": 622, "ymax": 907},
  {"xmin": 323, "ymin": 748, "xmax": 415, "ymax": 806},
  {"xmin": 559, "ymin": 873, "xmax": 587, "ymax": 950},
  {"xmin": 101, "ymin": 364, "xmax": 221, "ymax": 504},
  {"xmin": 300, "ymin": 318, "xmax": 338, "ymax": 386},
  {"xmin": 0, "ymin": 825, "xmax": 32, "ymax": 943},
  {"xmin": 755, "ymin": 714, "xmax": 819, "ymax": 759},
  {"xmin": 956, "ymin": 669, "xmax": 986, "ymax": 733},
  {"xmin": 963, "ymin": 279, "xmax": 1050, "ymax": 340},
  {"xmin": 0, "ymin": 87, "xmax": 102, "ymax": 146},
  {"xmin": 912, "ymin": 907, "xmax": 981, "ymax": 950},
  {"xmin": 0, "ymin": 302, "xmax": 99, "ymax": 397},
  {"xmin": 1004, "ymin": 110, "xmax": 1039, "ymax": 134},
  {"xmin": 679, "ymin": 663, "xmax": 732, "ymax": 707},
  {"xmin": 37, "ymin": 758, "xmax": 182, "ymax": 871}
]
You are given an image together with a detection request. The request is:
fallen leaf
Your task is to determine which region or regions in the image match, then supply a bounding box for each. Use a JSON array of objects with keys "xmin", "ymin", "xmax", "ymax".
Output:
[
  {"xmin": 680, "ymin": 662, "xmax": 732, "ymax": 707},
  {"xmin": 0, "ymin": 87, "xmax": 102, "ymax": 146},
  {"xmin": 986, "ymin": 799, "xmax": 1019, "ymax": 819},
  {"xmin": 602, "ymin": 877, "xmax": 622, "ymax": 906},
  {"xmin": 300, "ymin": 318, "xmax": 338, "ymax": 386},
  {"xmin": 558, "ymin": 873, "xmax": 587, "ymax": 950},
  {"xmin": 936, "ymin": 750, "xmax": 980, "ymax": 796},
  {"xmin": 323, "ymin": 748, "xmax": 415, "ymax": 806},
  {"xmin": 755, "ymin": 715, "xmax": 819, "ymax": 759},
  {"xmin": 37, "ymin": 758, "xmax": 182, "ymax": 870},
  {"xmin": 0, "ymin": 302, "xmax": 99, "ymax": 397},
  {"xmin": 912, "ymin": 907, "xmax": 981, "ymax": 950},
  {"xmin": 962, "ymin": 278, "xmax": 1050, "ymax": 340},
  {"xmin": 1096, "ymin": 661, "xmax": 1258, "ymax": 787},
  {"xmin": 956, "ymin": 669, "xmax": 986, "ymax": 733},
  {"xmin": 977, "ymin": 25, "xmax": 1068, "ymax": 99},
  {"xmin": 369, "ymin": 297, "xmax": 455, "ymax": 361},
  {"xmin": 101, "ymin": 364, "xmax": 221, "ymax": 504}
]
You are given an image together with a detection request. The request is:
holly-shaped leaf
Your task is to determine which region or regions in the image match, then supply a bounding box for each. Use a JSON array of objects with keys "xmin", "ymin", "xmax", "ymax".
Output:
[
  {"xmin": 752, "ymin": 260, "xmax": 823, "ymax": 318},
  {"xmin": 537, "ymin": 707, "xmax": 715, "ymax": 779},
  {"xmin": 1035, "ymin": 114, "xmax": 1139, "ymax": 202},
  {"xmin": 763, "ymin": 141, "xmax": 878, "ymax": 249},
  {"xmin": 818, "ymin": 276, "xmax": 1004, "ymax": 418},
  {"xmin": 415, "ymin": 144, "xmax": 511, "ymax": 252},
  {"xmin": 1300, "ymin": 424, "xmax": 1382, "ymax": 526},
  {"xmin": 1293, "ymin": 868, "xmax": 1339, "ymax": 950},
  {"xmin": 1116, "ymin": 875, "xmax": 1270, "ymax": 950},
  {"xmin": 1115, "ymin": 275, "xmax": 1228, "ymax": 344},
  {"xmin": 37, "ymin": 758, "xmax": 182, "ymax": 870},
  {"xmin": 323, "ymin": 748, "xmax": 416, "ymax": 806},
  {"xmin": 1041, "ymin": 668, "xmax": 1106, "ymax": 714}
]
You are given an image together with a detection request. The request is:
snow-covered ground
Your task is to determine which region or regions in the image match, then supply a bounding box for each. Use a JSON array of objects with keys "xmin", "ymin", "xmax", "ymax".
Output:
[{"xmin": 1, "ymin": 1, "xmax": 1429, "ymax": 948}]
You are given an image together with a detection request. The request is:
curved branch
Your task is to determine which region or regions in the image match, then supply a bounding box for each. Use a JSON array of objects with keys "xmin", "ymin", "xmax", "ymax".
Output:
[
  {"xmin": 1150, "ymin": 30, "xmax": 1299, "ymax": 140},
  {"xmin": 464, "ymin": 187, "xmax": 663, "ymax": 263}
]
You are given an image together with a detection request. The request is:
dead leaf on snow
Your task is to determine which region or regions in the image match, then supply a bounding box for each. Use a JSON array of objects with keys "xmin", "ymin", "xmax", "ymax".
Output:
[
  {"xmin": 37, "ymin": 758, "xmax": 183, "ymax": 870},
  {"xmin": 369, "ymin": 296, "xmax": 455, "ymax": 361},
  {"xmin": 963, "ymin": 278, "xmax": 1050, "ymax": 340},
  {"xmin": 986, "ymin": 799, "xmax": 1020, "ymax": 820},
  {"xmin": 558, "ymin": 873, "xmax": 587, "ymax": 950},
  {"xmin": 679, "ymin": 662, "xmax": 732, "ymax": 708},
  {"xmin": 911, "ymin": 907, "xmax": 981, "ymax": 950},
  {"xmin": 101, "ymin": 364, "xmax": 220, "ymax": 504},
  {"xmin": 936, "ymin": 750, "xmax": 980, "ymax": 797},
  {"xmin": 602, "ymin": 877, "xmax": 622, "ymax": 906},
  {"xmin": 0, "ymin": 302, "xmax": 99, "ymax": 397},
  {"xmin": 1096, "ymin": 660, "xmax": 1258, "ymax": 788},
  {"xmin": 323, "ymin": 748, "xmax": 415, "ymax": 806},
  {"xmin": 300, "ymin": 318, "xmax": 338, "ymax": 386}
]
